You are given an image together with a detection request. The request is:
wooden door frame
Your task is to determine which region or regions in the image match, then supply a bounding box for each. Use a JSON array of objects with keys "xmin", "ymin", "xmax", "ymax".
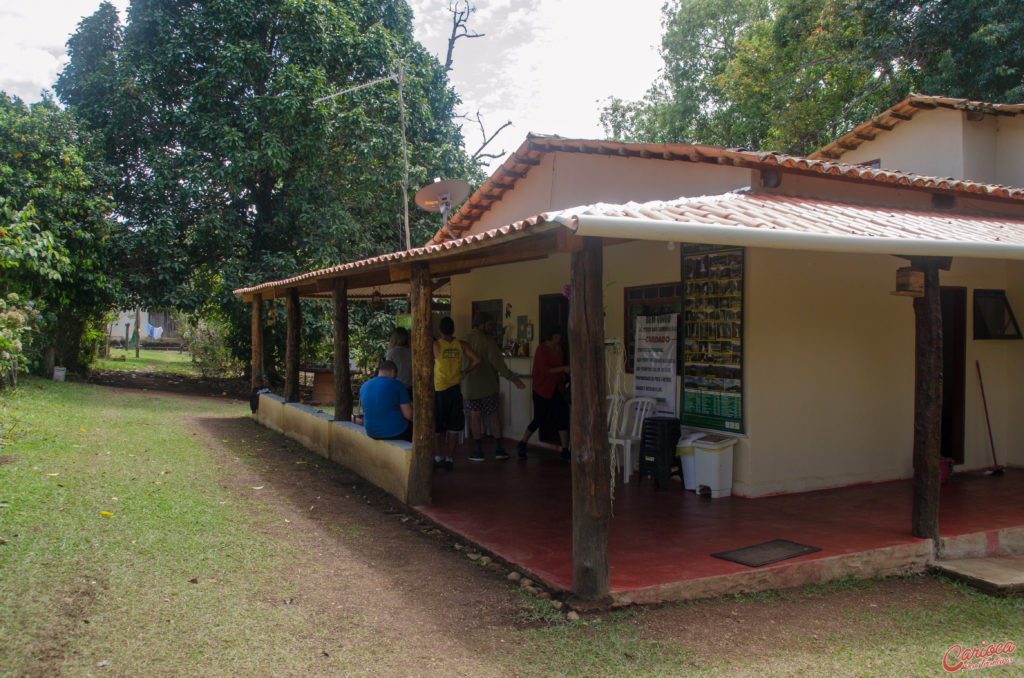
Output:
[{"xmin": 940, "ymin": 286, "xmax": 966, "ymax": 464}]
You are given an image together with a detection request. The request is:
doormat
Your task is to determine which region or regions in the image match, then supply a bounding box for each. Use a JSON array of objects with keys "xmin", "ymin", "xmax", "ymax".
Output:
[{"xmin": 712, "ymin": 539, "xmax": 821, "ymax": 568}]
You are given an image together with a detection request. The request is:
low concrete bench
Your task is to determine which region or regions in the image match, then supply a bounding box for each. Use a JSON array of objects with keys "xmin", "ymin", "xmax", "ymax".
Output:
[{"xmin": 255, "ymin": 393, "xmax": 414, "ymax": 503}]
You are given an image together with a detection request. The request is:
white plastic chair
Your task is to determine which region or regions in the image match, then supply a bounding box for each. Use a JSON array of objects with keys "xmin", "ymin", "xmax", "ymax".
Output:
[{"xmin": 608, "ymin": 396, "xmax": 657, "ymax": 483}]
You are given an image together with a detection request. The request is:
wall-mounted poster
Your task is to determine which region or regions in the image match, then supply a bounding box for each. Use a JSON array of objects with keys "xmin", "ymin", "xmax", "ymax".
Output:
[
  {"xmin": 681, "ymin": 245, "xmax": 744, "ymax": 432},
  {"xmin": 633, "ymin": 313, "xmax": 678, "ymax": 415}
]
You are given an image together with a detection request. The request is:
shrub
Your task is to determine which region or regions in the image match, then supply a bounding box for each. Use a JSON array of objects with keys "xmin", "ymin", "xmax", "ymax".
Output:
[
  {"xmin": 177, "ymin": 310, "xmax": 243, "ymax": 379},
  {"xmin": 0, "ymin": 293, "xmax": 41, "ymax": 387}
]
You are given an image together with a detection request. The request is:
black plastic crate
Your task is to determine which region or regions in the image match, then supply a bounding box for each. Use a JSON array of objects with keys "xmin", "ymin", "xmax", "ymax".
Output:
[{"xmin": 638, "ymin": 416, "xmax": 680, "ymax": 488}]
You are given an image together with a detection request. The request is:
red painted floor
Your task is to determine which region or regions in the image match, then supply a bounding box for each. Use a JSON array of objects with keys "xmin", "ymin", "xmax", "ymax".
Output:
[{"xmin": 419, "ymin": 443, "xmax": 1024, "ymax": 594}]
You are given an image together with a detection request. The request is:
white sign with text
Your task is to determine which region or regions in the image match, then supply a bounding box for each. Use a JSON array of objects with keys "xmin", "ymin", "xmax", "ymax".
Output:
[{"xmin": 634, "ymin": 314, "xmax": 677, "ymax": 415}]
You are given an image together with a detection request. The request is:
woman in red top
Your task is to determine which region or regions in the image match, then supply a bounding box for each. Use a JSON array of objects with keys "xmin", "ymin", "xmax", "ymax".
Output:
[{"xmin": 515, "ymin": 327, "xmax": 570, "ymax": 460}]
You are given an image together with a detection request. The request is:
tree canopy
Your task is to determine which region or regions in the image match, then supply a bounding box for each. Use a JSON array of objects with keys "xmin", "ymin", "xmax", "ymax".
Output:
[
  {"xmin": 0, "ymin": 94, "xmax": 120, "ymax": 371},
  {"xmin": 601, "ymin": 0, "xmax": 1024, "ymax": 156},
  {"xmin": 56, "ymin": 0, "xmax": 479, "ymax": 372}
]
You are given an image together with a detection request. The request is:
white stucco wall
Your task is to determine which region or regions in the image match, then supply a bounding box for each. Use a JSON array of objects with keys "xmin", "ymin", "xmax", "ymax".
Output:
[
  {"xmin": 840, "ymin": 108, "xmax": 965, "ymax": 178},
  {"xmin": 838, "ymin": 108, "xmax": 1024, "ymax": 188},
  {"xmin": 548, "ymin": 152, "xmax": 751, "ymax": 209},
  {"xmin": 448, "ymin": 251, "xmax": 572, "ymax": 350},
  {"xmin": 465, "ymin": 151, "xmax": 751, "ymax": 236},
  {"xmin": 962, "ymin": 115, "xmax": 1000, "ymax": 185},
  {"xmin": 469, "ymin": 153, "xmax": 558, "ymax": 234},
  {"xmin": 945, "ymin": 258, "xmax": 1024, "ymax": 471},
  {"xmin": 449, "ymin": 237, "xmax": 1024, "ymax": 498},
  {"xmin": 1006, "ymin": 260, "xmax": 1024, "ymax": 468},
  {"xmin": 442, "ymin": 139, "xmax": 1024, "ymax": 498},
  {"xmin": 742, "ymin": 249, "xmax": 916, "ymax": 495},
  {"xmin": 994, "ymin": 115, "xmax": 1024, "ymax": 188}
]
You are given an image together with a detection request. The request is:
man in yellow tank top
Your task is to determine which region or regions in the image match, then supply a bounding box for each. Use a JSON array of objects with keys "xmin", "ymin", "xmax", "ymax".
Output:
[{"xmin": 433, "ymin": 317, "xmax": 480, "ymax": 470}]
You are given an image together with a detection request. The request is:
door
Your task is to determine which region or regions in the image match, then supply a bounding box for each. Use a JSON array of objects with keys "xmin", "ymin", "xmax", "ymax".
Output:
[
  {"xmin": 537, "ymin": 293, "xmax": 569, "ymax": 445},
  {"xmin": 941, "ymin": 286, "xmax": 966, "ymax": 464}
]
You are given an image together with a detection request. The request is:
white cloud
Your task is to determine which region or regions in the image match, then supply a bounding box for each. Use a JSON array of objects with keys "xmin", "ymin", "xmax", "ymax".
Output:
[
  {"xmin": 408, "ymin": 0, "xmax": 664, "ymax": 169},
  {"xmin": 2, "ymin": 0, "xmax": 665, "ymax": 170},
  {"xmin": 0, "ymin": 0, "xmax": 130, "ymax": 102}
]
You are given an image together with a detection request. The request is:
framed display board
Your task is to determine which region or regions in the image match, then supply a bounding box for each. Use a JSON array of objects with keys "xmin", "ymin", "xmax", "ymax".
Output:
[{"xmin": 681, "ymin": 245, "xmax": 744, "ymax": 433}]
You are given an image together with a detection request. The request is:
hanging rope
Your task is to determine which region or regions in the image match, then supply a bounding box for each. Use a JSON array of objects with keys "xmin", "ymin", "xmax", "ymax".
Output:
[{"xmin": 604, "ymin": 338, "xmax": 627, "ymax": 513}]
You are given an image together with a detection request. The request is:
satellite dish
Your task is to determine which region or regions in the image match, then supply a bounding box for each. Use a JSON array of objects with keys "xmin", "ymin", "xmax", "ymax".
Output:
[{"xmin": 414, "ymin": 178, "xmax": 470, "ymax": 226}]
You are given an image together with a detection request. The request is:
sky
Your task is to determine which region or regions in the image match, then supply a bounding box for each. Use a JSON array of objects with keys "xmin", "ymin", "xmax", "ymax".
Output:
[{"xmin": 0, "ymin": 0, "xmax": 666, "ymax": 172}]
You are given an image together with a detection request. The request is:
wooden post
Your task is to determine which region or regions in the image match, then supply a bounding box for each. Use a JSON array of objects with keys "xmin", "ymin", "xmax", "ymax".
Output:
[
  {"xmin": 134, "ymin": 308, "xmax": 141, "ymax": 358},
  {"xmin": 909, "ymin": 257, "xmax": 948, "ymax": 541},
  {"xmin": 569, "ymin": 237, "xmax": 610, "ymax": 603},
  {"xmin": 250, "ymin": 293, "xmax": 264, "ymax": 390},
  {"xmin": 284, "ymin": 288, "xmax": 301, "ymax": 403},
  {"xmin": 333, "ymin": 278, "xmax": 353, "ymax": 421},
  {"xmin": 408, "ymin": 263, "xmax": 435, "ymax": 505}
]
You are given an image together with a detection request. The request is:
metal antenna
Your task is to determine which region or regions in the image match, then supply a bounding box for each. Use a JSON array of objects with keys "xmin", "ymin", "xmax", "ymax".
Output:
[{"xmin": 314, "ymin": 62, "xmax": 411, "ymax": 251}]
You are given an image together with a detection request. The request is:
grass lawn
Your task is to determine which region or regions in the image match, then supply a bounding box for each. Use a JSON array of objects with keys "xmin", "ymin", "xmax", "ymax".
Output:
[
  {"xmin": 1, "ymin": 378, "xmax": 1021, "ymax": 677},
  {"xmin": 0, "ymin": 379, "xmax": 317, "ymax": 676},
  {"xmin": 510, "ymin": 578, "xmax": 1024, "ymax": 676},
  {"xmin": 93, "ymin": 348, "xmax": 197, "ymax": 376}
]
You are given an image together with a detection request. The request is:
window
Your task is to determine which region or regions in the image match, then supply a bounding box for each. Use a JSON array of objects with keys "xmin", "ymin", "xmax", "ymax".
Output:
[
  {"xmin": 471, "ymin": 298, "xmax": 503, "ymax": 339},
  {"xmin": 973, "ymin": 289, "xmax": 1022, "ymax": 340},
  {"xmin": 623, "ymin": 283, "xmax": 682, "ymax": 373}
]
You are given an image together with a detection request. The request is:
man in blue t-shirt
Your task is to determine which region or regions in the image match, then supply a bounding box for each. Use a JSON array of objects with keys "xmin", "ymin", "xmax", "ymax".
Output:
[{"xmin": 359, "ymin": 359, "xmax": 413, "ymax": 441}]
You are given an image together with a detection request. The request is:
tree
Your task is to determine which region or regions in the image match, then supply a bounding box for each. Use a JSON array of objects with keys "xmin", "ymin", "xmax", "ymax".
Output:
[
  {"xmin": 602, "ymin": 0, "xmax": 1024, "ymax": 155},
  {"xmin": 601, "ymin": 0, "xmax": 772, "ymax": 146},
  {"xmin": 57, "ymin": 0, "xmax": 478, "ymax": 376},
  {"xmin": 0, "ymin": 94, "xmax": 120, "ymax": 372},
  {"xmin": 855, "ymin": 0, "xmax": 1024, "ymax": 103},
  {"xmin": 718, "ymin": 0, "xmax": 902, "ymax": 155},
  {"xmin": 0, "ymin": 201, "xmax": 54, "ymax": 387}
]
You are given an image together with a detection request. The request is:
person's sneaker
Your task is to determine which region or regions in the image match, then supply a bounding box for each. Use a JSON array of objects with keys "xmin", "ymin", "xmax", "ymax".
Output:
[
  {"xmin": 495, "ymin": 448, "xmax": 509, "ymax": 461},
  {"xmin": 468, "ymin": 450, "xmax": 485, "ymax": 462},
  {"xmin": 516, "ymin": 441, "xmax": 527, "ymax": 459},
  {"xmin": 443, "ymin": 459, "xmax": 454, "ymax": 471}
]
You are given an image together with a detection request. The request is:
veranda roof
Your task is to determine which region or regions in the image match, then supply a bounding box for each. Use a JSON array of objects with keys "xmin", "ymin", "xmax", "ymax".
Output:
[{"xmin": 234, "ymin": 188, "xmax": 1024, "ymax": 302}]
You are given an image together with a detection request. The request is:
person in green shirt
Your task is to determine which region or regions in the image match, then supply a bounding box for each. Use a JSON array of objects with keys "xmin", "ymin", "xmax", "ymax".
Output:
[{"xmin": 462, "ymin": 312, "xmax": 525, "ymax": 461}]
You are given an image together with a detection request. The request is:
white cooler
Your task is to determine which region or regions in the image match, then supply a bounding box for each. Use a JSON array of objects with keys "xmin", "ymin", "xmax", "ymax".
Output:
[{"xmin": 693, "ymin": 434, "xmax": 736, "ymax": 498}]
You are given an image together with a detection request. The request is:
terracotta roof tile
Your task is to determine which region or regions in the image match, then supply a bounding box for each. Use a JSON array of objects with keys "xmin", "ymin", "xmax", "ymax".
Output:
[
  {"xmin": 235, "ymin": 190, "xmax": 1024, "ymax": 299},
  {"xmin": 432, "ymin": 131, "xmax": 1024, "ymax": 245},
  {"xmin": 555, "ymin": 191, "xmax": 1024, "ymax": 246},
  {"xmin": 232, "ymin": 213, "xmax": 558, "ymax": 297},
  {"xmin": 811, "ymin": 94, "xmax": 1024, "ymax": 162}
]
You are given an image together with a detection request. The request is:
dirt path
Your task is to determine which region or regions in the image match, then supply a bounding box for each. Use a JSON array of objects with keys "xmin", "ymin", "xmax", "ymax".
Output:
[
  {"xmin": 81, "ymin": 376, "xmax": 1000, "ymax": 676},
  {"xmin": 188, "ymin": 412, "xmax": 527, "ymax": 676}
]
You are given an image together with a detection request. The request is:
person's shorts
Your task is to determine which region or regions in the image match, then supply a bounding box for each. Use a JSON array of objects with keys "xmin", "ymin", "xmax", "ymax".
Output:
[
  {"xmin": 435, "ymin": 385, "xmax": 465, "ymax": 433},
  {"xmin": 372, "ymin": 421, "xmax": 412, "ymax": 442},
  {"xmin": 464, "ymin": 392, "xmax": 499, "ymax": 414}
]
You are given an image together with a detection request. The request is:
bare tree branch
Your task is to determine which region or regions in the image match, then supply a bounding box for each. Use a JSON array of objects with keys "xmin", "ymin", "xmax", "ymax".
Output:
[
  {"xmin": 442, "ymin": 3, "xmax": 508, "ymax": 165},
  {"xmin": 469, "ymin": 112, "xmax": 511, "ymax": 163},
  {"xmin": 445, "ymin": 0, "xmax": 484, "ymax": 73}
]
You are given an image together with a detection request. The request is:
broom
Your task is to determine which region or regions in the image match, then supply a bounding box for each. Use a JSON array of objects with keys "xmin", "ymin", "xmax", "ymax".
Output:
[{"xmin": 975, "ymin": 360, "xmax": 1005, "ymax": 475}]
